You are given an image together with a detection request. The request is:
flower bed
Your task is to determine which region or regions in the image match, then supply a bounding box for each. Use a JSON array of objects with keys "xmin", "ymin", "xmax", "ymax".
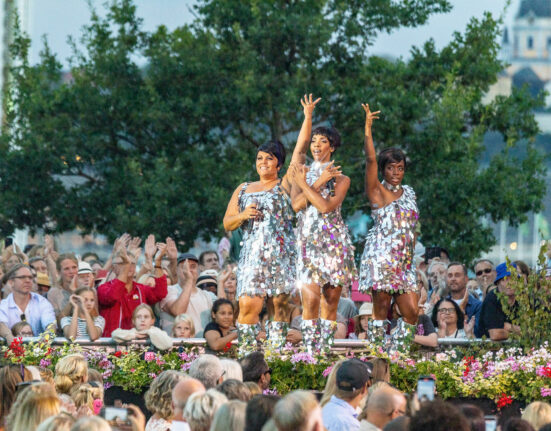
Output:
[{"xmin": 3, "ymin": 333, "xmax": 551, "ymax": 405}]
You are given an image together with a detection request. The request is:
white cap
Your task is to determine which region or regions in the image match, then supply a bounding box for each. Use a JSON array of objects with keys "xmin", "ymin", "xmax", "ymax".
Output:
[
  {"xmin": 357, "ymin": 302, "xmax": 373, "ymax": 317},
  {"xmin": 78, "ymin": 261, "xmax": 93, "ymax": 275}
]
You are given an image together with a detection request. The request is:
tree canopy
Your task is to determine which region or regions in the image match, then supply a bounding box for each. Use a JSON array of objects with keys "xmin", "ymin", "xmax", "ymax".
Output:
[{"xmin": 0, "ymin": 0, "xmax": 546, "ymax": 262}]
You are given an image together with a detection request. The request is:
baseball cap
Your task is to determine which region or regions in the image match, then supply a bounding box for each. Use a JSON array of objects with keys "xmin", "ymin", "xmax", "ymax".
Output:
[
  {"xmin": 78, "ymin": 261, "xmax": 93, "ymax": 275},
  {"xmin": 177, "ymin": 253, "xmax": 199, "ymax": 264},
  {"xmin": 336, "ymin": 358, "xmax": 372, "ymax": 391}
]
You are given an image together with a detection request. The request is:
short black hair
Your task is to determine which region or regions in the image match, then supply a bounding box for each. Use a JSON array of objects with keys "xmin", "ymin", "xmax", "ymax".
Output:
[
  {"xmin": 458, "ymin": 404, "xmax": 485, "ymax": 431},
  {"xmin": 257, "ymin": 140, "xmax": 286, "ymax": 167},
  {"xmin": 410, "ymin": 400, "xmax": 470, "ymax": 431},
  {"xmin": 244, "ymin": 394, "xmax": 280, "ymax": 431},
  {"xmin": 240, "ymin": 351, "xmax": 269, "ymax": 383},
  {"xmin": 311, "ymin": 126, "xmax": 341, "ymax": 153},
  {"xmin": 431, "ymin": 298, "xmax": 465, "ymax": 330},
  {"xmin": 502, "ymin": 418, "xmax": 536, "ymax": 431},
  {"xmin": 378, "ymin": 147, "xmax": 407, "ymax": 174},
  {"xmin": 211, "ymin": 298, "xmax": 234, "ymax": 316}
]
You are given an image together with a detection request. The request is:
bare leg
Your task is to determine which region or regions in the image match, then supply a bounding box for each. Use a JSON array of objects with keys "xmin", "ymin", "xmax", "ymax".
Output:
[
  {"xmin": 372, "ymin": 290, "xmax": 392, "ymax": 320},
  {"xmin": 301, "ymin": 283, "xmax": 321, "ymax": 320},
  {"xmin": 394, "ymin": 292, "xmax": 419, "ymax": 325},
  {"xmin": 238, "ymin": 295, "xmax": 265, "ymax": 324},
  {"xmin": 320, "ymin": 284, "xmax": 341, "ymax": 321}
]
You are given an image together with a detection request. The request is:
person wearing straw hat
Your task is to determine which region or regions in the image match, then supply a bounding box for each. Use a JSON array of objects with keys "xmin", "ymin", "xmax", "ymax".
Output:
[{"xmin": 349, "ymin": 303, "xmax": 373, "ymax": 340}]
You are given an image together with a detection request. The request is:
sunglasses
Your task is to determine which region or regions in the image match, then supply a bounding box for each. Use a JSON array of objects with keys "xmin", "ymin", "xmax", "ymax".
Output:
[{"xmin": 476, "ymin": 268, "xmax": 493, "ymax": 276}]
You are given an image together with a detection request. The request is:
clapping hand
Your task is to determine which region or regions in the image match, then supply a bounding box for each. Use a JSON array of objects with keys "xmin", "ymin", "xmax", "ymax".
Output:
[
  {"xmin": 166, "ymin": 237, "xmax": 178, "ymax": 261},
  {"xmin": 144, "ymin": 234, "xmax": 156, "ymax": 260}
]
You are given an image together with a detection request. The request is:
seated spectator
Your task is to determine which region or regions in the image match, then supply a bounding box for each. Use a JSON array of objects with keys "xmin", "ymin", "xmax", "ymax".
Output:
[
  {"xmin": 474, "ymin": 259, "xmax": 497, "ymax": 298},
  {"xmin": 199, "ymin": 250, "xmax": 220, "ymax": 272},
  {"xmin": 350, "ymin": 303, "xmax": 372, "ymax": 339},
  {"xmin": 431, "ymin": 298, "xmax": 472, "ymax": 339},
  {"xmin": 322, "ymin": 358, "xmax": 373, "ymax": 431},
  {"xmin": 204, "ymin": 299, "xmax": 238, "ymax": 353},
  {"xmin": 479, "ymin": 262, "xmax": 520, "ymax": 341},
  {"xmin": 0, "ymin": 264, "xmax": 56, "ymax": 344},
  {"xmin": 11, "ymin": 321, "xmax": 33, "ymax": 337},
  {"xmin": 410, "ymin": 399, "xmax": 470, "ymax": 431},
  {"xmin": 183, "ymin": 389, "xmax": 228, "ymax": 431},
  {"xmin": 446, "ymin": 262, "xmax": 481, "ymax": 337},
  {"xmin": 172, "ymin": 314, "xmax": 196, "ymax": 338},
  {"xmin": 196, "ymin": 270, "xmax": 219, "ymax": 296},
  {"xmin": 216, "ymin": 379, "xmax": 252, "ymax": 401},
  {"xmin": 245, "ymin": 394, "xmax": 280, "ymax": 431},
  {"xmin": 54, "ymin": 354, "xmax": 88, "ymax": 395},
  {"xmin": 158, "ymin": 253, "xmax": 214, "ymax": 337},
  {"xmin": 111, "ymin": 304, "xmax": 173, "ymax": 350},
  {"xmin": 6, "ymin": 382, "xmax": 60, "ymax": 431},
  {"xmin": 502, "ymin": 418, "xmax": 536, "ymax": 431},
  {"xmin": 391, "ymin": 302, "xmax": 437, "ymax": 348},
  {"xmin": 76, "ymin": 261, "xmax": 95, "ymax": 289},
  {"xmin": 211, "ymin": 400, "xmax": 246, "ymax": 431},
  {"xmin": 273, "ymin": 390, "xmax": 324, "ymax": 431},
  {"xmin": 220, "ymin": 358, "xmax": 243, "ymax": 382},
  {"xmin": 98, "ymin": 245, "xmax": 167, "ymax": 337},
  {"xmin": 47, "ymin": 253, "xmax": 79, "ymax": 319},
  {"xmin": 521, "ymin": 401, "xmax": 551, "ymax": 430},
  {"xmin": 61, "ymin": 287, "xmax": 105, "ymax": 341},
  {"xmin": 240, "ymin": 352, "xmax": 271, "ymax": 391},
  {"xmin": 358, "ymin": 386, "xmax": 407, "ymax": 430},
  {"xmin": 458, "ymin": 404, "xmax": 485, "ymax": 431},
  {"xmin": 144, "ymin": 370, "xmax": 186, "ymax": 431},
  {"xmin": 0, "ymin": 365, "xmax": 33, "ymax": 428},
  {"xmin": 36, "ymin": 414, "xmax": 75, "ymax": 431},
  {"xmin": 35, "ymin": 272, "xmax": 51, "ymax": 298},
  {"xmin": 189, "ymin": 354, "xmax": 224, "ymax": 389}
]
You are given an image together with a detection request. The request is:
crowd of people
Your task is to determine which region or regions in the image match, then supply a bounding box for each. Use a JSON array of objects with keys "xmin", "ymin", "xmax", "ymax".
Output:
[{"xmin": 3, "ymin": 352, "xmax": 551, "ymax": 431}]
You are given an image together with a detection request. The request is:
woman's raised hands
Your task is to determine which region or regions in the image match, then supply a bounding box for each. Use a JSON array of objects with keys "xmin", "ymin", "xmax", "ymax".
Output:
[
  {"xmin": 301, "ymin": 93, "xmax": 321, "ymax": 117},
  {"xmin": 362, "ymin": 103, "xmax": 380, "ymax": 129}
]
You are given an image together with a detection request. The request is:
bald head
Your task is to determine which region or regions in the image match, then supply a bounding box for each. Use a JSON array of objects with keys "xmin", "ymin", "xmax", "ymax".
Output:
[
  {"xmin": 172, "ymin": 377, "xmax": 205, "ymax": 420},
  {"xmin": 366, "ymin": 387, "xmax": 407, "ymax": 429}
]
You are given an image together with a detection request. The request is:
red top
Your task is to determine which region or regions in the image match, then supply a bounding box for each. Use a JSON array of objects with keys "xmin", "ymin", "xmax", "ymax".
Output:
[{"xmin": 97, "ymin": 276, "xmax": 167, "ymax": 337}]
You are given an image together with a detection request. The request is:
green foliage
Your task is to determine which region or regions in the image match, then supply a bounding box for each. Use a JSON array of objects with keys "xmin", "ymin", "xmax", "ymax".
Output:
[{"xmin": 0, "ymin": 0, "xmax": 546, "ymax": 261}]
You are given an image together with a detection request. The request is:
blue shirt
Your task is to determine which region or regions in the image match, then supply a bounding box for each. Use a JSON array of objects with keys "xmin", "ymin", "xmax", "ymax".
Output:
[
  {"xmin": 0, "ymin": 292, "xmax": 56, "ymax": 336},
  {"xmin": 322, "ymin": 395, "xmax": 360, "ymax": 431}
]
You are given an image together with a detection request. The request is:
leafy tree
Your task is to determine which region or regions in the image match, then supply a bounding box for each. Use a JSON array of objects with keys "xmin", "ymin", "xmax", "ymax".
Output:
[{"xmin": 0, "ymin": 0, "xmax": 546, "ymax": 262}]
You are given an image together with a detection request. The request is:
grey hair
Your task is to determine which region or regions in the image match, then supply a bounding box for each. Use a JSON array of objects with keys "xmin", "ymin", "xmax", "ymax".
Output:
[
  {"xmin": 183, "ymin": 389, "xmax": 228, "ymax": 431},
  {"xmin": 70, "ymin": 416, "xmax": 111, "ymax": 431},
  {"xmin": 273, "ymin": 390, "xmax": 320, "ymax": 431},
  {"xmin": 427, "ymin": 260, "xmax": 447, "ymax": 274},
  {"xmin": 220, "ymin": 359, "xmax": 243, "ymax": 382},
  {"xmin": 189, "ymin": 354, "xmax": 223, "ymax": 389},
  {"xmin": 473, "ymin": 259, "xmax": 495, "ymax": 270},
  {"xmin": 210, "ymin": 400, "xmax": 246, "ymax": 431}
]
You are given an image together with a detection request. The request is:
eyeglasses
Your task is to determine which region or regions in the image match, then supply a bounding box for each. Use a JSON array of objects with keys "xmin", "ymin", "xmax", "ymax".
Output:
[
  {"xmin": 476, "ymin": 268, "xmax": 493, "ymax": 276},
  {"xmin": 12, "ymin": 275, "xmax": 34, "ymax": 281},
  {"xmin": 437, "ymin": 308, "xmax": 455, "ymax": 314}
]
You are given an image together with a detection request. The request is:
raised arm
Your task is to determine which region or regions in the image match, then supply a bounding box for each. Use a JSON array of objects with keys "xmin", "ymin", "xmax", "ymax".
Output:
[
  {"xmin": 362, "ymin": 103, "xmax": 381, "ymax": 203},
  {"xmin": 223, "ymin": 183, "xmax": 261, "ymax": 232}
]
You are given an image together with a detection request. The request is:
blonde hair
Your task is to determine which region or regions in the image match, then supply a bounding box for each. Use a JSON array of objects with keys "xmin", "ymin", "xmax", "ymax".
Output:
[
  {"xmin": 244, "ymin": 381, "xmax": 262, "ymax": 396},
  {"xmin": 273, "ymin": 390, "xmax": 319, "ymax": 431},
  {"xmin": 210, "ymin": 400, "xmax": 246, "ymax": 431},
  {"xmin": 71, "ymin": 383, "xmax": 95, "ymax": 410},
  {"xmin": 320, "ymin": 359, "xmax": 346, "ymax": 407},
  {"xmin": 144, "ymin": 370, "xmax": 186, "ymax": 419},
  {"xmin": 71, "ymin": 416, "xmax": 111, "ymax": 431},
  {"xmin": 132, "ymin": 304, "xmax": 155, "ymax": 325},
  {"xmin": 522, "ymin": 401, "xmax": 551, "ymax": 430},
  {"xmin": 172, "ymin": 314, "xmax": 196, "ymax": 337},
  {"xmin": 54, "ymin": 354, "xmax": 88, "ymax": 395},
  {"xmin": 7, "ymin": 383, "xmax": 60, "ymax": 431},
  {"xmin": 36, "ymin": 413, "xmax": 75, "ymax": 431}
]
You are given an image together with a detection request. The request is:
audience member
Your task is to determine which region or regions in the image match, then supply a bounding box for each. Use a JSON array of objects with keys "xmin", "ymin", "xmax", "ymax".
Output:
[
  {"xmin": 320, "ymin": 359, "xmax": 346, "ymax": 407},
  {"xmin": 183, "ymin": 389, "xmax": 227, "ymax": 431},
  {"xmin": 54, "ymin": 354, "xmax": 88, "ymax": 395},
  {"xmin": 6, "ymin": 383, "xmax": 60, "ymax": 431},
  {"xmin": 70, "ymin": 416, "xmax": 112, "ymax": 431},
  {"xmin": 172, "ymin": 314, "xmax": 195, "ymax": 338},
  {"xmin": 210, "ymin": 400, "xmax": 246, "ymax": 431},
  {"xmin": 273, "ymin": 390, "xmax": 324, "ymax": 431},
  {"xmin": 522, "ymin": 402, "xmax": 551, "ymax": 430},
  {"xmin": 431, "ymin": 298, "xmax": 469, "ymax": 339},
  {"xmin": 144, "ymin": 370, "xmax": 186, "ymax": 431},
  {"xmin": 189, "ymin": 354, "xmax": 224, "ymax": 389},
  {"xmin": 369, "ymin": 358, "xmax": 390, "ymax": 384},
  {"xmin": 220, "ymin": 358, "xmax": 243, "ymax": 381},
  {"xmin": 409, "ymin": 399, "xmax": 470, "ymax": 431},
  {"xmin": 204, "ymin": 298, "xmax": 237, "ymax": 353},
  {"xmin": 474, "ymin": 259, "xmax": 497, "ymax": 298},
  {"xmin": 196, "ymin": 270, "xmax": 219, "ymax": 295},
  {"xmin": 427, "ymin": 260, "xmax": 448, "ymax": 301},
  {"xmin": 458, "ymin": 403, "xmax": 485, "ymax": 431},
  {"xmin": 76, "ymin": 261, "xmax": 95, "ymax": 289},
  {"xmin": 0, "ymin": 365, "xmax": 33, "ymax": 428},
  {"xmin": 171, "ymin": 377, "xmax": 205, "ymax": 431},
  {"xmin": 350, "ymin": 303, "xmax": 372, "ymax": 339},
  {"xmin": 359, "ymin": 386, "xmax": 407, "ymax": 431},
  {"xmin": 245, "ymin": 394, "xmax": 280, "ymax": 431},
  {"xmin": 35, "ymin": 272, "xmax": 51, "ymax": 298},
  {"xmin": 244, "ymin": 381, "xmax": 262, "ymax": 396},
  {"xmin": 382, "ymin": 416, "xmax": 410, "ymax": 431},
  {"xmin": 216, "ymin": 379, "xmax": 252, "ymax": 401},
  {"xmin": 198, "ymin": 250, "xmax": 220, "ymax": 272},
  {"xmin": 240, "ymin": 352, "xmax": 272, "ymax": 391},
  {"xmin": 446, "ymin": 262, "xmax": 481, "ymax": 336},
  {"xmin": 11, "ymin": 321, "xmax": 33, "ymax": 337},
  {"xmin": 36, "ymin": 414, "xmax": 75, "ymax": 431},
  {"xmin": 322, "ymin": 358, "xmax": 373, "ymax": 431},
  {"xmin": 61, "ymin": 287, "xmax": 105, "ymax": 341},
  {"xmin": 217, "ymin": 265, "xmax": 237, "ymax": 302},
  {"xmin": 0, "ymin": 264, "xmax": 56, "ymax": 343},
  {"xmin": 503, "ymin": 418, "xmax": 536, "ymax": 431},
  {"xmin": 47, "ymin": 253, "xmax": 79, "ymax": 318}
]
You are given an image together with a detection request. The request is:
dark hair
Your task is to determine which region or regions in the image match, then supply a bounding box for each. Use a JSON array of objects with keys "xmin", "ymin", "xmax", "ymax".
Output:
[
  {"xmin": 257, "ymin": 140, "xmax": 286, "ymax": 167},
  {"xmin": 503, "ymin": 418, "xmax": 535, "ymax": 431},
  {"xmin": 538, "ymin": 424, "xmax": 551, "ymax": 431},
  {"xmin": 216, "ymin": 379, "xmax": 252, "ymax": 402},
  {"xmin": 81, "ymin": 252, "xmax": 100, "ymax": 261},
  {"xmin": 383, "ymin": 416, "xmax": 411, "ymax": 431},
  {"xmin": 458, "ymin": 404, "xmax": 485, "ymax": 431},
  {"xmin": 378, "ymin": 147, "xmax": 407, "ymax": 174},
  {"xmin": 448, "ymin": 262, "xmax": 468, "ymax": 276},
  {"xmin": 512, "ymin": 260, "xmax": 530, "ymax": 277},
  {"xmin": 211, "ymin": 298, "xmax": 234, "ymax": 317},
  {"xmin": 311, "ymin": 126, "xmax": 341, "ymax": 154},
  {"xmin": 244, "ymin": 394, "xmax": 280, "ymax": 431},
  {"xmin": 410, "ymin": 400, "xmax": 470, "ymax": 431},
  {"xmin": 431, "ymin": 298, "xmax": 464, "ymax": 330},
  {"xmin": 5, "ymin": 264, "xmax": 33, "ymax": 281},
  {"xmin": 199, "ymin": 250, "xmax": 219, "ymax": 265},
  {"xmin": 240, "ymin": 352, "xmax": 269, "ymax": 383}
]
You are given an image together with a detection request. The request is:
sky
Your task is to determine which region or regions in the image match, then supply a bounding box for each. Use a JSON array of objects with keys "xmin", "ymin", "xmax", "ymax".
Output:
[{"xmin": 26, "ymin": 0, "xmax": 520, "ymax": 66}]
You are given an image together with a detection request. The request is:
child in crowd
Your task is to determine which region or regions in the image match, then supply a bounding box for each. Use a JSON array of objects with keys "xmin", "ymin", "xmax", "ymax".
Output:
[
  {"xmin": 11, "ymin": 321, "xmax": 33, "ymax": 337},
  {"xmin": 111, "ymin": 304, "xmax": 173, "ymax": 351},
  {"xmin": 204, "ymin": 299, "xmax": 238, "ymax": 353},
  {"xmin": 349, "ymin": 302, "xmax": 373, "ymax": 339},
  {"xmin": 172, "ymin": 314, "xmax": 195, "ymax": 338},
  {"xmin": 60, "ymin": 287, "xmax": 105, "ymax": 341}
]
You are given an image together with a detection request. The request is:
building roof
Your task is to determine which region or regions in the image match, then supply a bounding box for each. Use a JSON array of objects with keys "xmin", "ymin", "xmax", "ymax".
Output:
[{"xmin": 517, "ymin": 0, "xmax": 551, "ymax": 18}]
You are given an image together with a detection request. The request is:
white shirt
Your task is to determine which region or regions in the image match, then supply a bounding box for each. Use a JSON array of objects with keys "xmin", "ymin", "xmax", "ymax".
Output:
[{"xmin": 171, "ymin": 421, "xmax": 190, "ymax": 431}]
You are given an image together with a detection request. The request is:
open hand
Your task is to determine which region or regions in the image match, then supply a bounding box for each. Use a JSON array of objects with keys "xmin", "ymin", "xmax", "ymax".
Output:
[
  {"xmin": 301, "ymin": 93, "xmax": 321, "ymax": 117},
  {"xmin": 362, "ymin": 103, "xmax": 380, "ymax": 129},
  {"xmin": 319, "ymin": 161, "xmax": 342, "ymax": 185},
  {"xmin": 144, "ymin": 234, "xmax": 156, "ymax": 259},
  {"xmin": 166, "ymin": 237, "xmax": 178, "ymax": 261}
]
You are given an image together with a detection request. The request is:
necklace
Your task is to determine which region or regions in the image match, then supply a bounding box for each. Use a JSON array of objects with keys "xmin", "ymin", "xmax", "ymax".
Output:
[{"xmin": 382, "ymin": 180, "xmax": 401, "ymax": 193}]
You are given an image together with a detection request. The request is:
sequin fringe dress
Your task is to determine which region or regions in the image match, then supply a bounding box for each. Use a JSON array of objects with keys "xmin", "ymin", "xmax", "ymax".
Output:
[
  {"xmin": 359, "ymin": 185, "xmax": 419, "ymax": 294},
  {"xmin": 296, "ymin": 162, "xmax": 357, "ymax": 288},
  {"xmin": 236, "ymin": 182, "xmax": 296, "ymax": 298}
]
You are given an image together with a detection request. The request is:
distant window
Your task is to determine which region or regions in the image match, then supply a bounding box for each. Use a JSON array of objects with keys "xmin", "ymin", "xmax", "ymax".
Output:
[{"xmin": 528, "ymin": 36, "xmax": 534, "ymax": 49}]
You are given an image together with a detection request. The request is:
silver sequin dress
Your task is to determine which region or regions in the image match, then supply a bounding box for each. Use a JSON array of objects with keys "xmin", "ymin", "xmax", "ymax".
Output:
[
  {"xmin": 236, "ymin": 182, "xmax": 296, "ymax": 298},
  {"xmin": 296, "ymin": 162, "xmax": 357, "ymax": 288},
  {"xmin": 359, "ymin": 185, "xmax": 419, "ymax": 294}
]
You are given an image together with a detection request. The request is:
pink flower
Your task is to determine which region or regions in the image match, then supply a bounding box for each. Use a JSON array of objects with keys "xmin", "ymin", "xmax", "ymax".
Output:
[
  {"xmin": 541, "ymin": 387, "xmax": 551, "ymax": 397},
  {"xmin": 322, "ymin": 365, "xmax": 334, "ymax": 378},
  {"xmin": 144, "ymin": 352, "xmax": 155, "ymax": 362}
]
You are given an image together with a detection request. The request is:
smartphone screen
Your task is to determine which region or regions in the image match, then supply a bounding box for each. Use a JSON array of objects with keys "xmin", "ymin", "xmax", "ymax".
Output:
[
  {"xmin": 417, "ymin": 376, "xmax": 435, "ymax": 401},
  {"xmin": 485, "ymin": 416, "xmax": 497, "ymax": 431},
  {"xmin": 101, "ymin": 406, "xmax": 129, "ymax": 426}
]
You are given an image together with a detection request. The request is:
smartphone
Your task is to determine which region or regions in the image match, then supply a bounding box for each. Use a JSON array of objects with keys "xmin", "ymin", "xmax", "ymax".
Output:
[
  {"xmin": 100, "ymin": 406, "xmax": 130, "ymax": 426},
  {"xmin": 485, "ymin": 415, "xmax": 497, "ymax": 431},
  {"xmin": 417, "ymin": 375, "xmax": 435, "ymax": 402}
]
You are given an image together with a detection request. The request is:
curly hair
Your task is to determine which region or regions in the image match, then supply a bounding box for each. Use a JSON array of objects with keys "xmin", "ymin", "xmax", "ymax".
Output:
[
  {"xmin": 144, "ymin": 370, "xmax": 186, "ymax": 419},
  {"xmin": 54, "ymin": 354, "xmax": 88, "ymax": 395}
]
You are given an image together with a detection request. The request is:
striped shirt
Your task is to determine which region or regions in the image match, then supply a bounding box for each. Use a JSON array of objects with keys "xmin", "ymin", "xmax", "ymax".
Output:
[{"xmin": 60, "ymin": 315, "xmax": 105, "ymax": 338}]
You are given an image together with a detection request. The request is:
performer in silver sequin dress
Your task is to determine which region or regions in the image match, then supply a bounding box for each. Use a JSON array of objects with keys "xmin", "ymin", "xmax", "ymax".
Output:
[
  {"xmin": 290, "ymin": 97, "xmax": 357, "ymax": 354},
  {"xmin": 358, "ymin": 103, "xmax": 419, "ymax": 353},
  {"xmin": 223, "ymin": 97, "xmax": 313, "ymax": 355}
]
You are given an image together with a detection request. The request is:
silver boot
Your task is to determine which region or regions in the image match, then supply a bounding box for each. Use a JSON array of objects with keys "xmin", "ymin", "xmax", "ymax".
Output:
[
  {"xmin": 266, "ymin": 320, "xmax": 289, "ymax": 352},
  {"xmin": 388, "ymin": 318, "xmax": 416, "ymax": 355},
  {"xmin": 300, "ymin": 318, "xmax": 319, "ymax": 355},
  {"xmin": 367, "ymin": 319, "xmax": 390, "ymax": 350},
  {"xmin": 237, "ymin": 322, "xmax": 260, "ymax": 358},
  {"xmin": 318, "ymin": 319, "xmax": 338, "ymax": 356}
]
